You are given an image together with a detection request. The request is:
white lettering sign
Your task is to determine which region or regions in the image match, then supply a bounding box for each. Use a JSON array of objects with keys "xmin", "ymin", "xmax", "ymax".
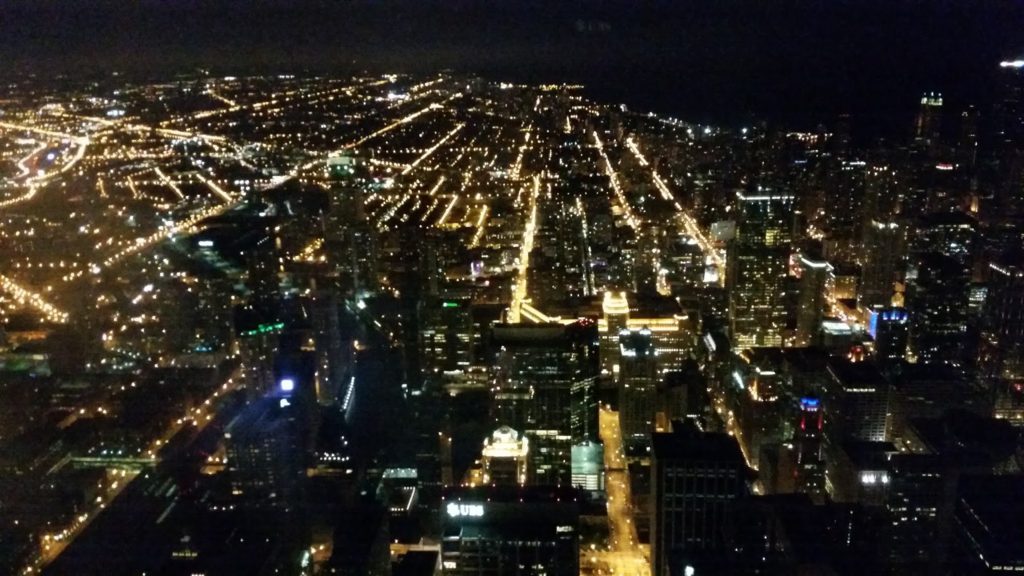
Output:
[{"xmin": 446, "ymin": 503, "xmax": 484, "ymax": 517}]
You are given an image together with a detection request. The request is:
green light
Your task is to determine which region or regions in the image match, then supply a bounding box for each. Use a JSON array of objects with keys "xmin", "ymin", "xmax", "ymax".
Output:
[
  {"xmin": 241, "ymin": 322, "xmax": 285, "ymax": 337},
  {"xmin": 442, "ymin": 302, "xmax": 459, "ymax": 308}
]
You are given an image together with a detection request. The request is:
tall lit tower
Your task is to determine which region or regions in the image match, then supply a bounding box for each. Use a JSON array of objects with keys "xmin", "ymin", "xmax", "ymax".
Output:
[
  {"xmin": 859, "ymin": 219, "xmax": 905, "ymax": 309},
  {"xmin": 727, "ymin": 188, "xmax": 794, "ymax": 348},
  {"xmin": 914, "ymin": 92, "xmax": 943, "ymax": 148},
  {"xmin": 618, "ymin": 328, "xmax": 658, "ymax": 454},
  {"xmin": 796, "ymin": 253, "xmax": 830, "ymax": 347},
  {"xmin": 980, "ymin": 260, "xmax": 1024, "ymax": 421},
  {"xmin": 995, "ymin": 59, "xmax": 1024, "ymax": 150},
  {"xmin": 793, "ymin": 396, "xmax": 825, "ymax": 500},
  {"xmin": 993, "ymin": 60, "xmax": 1024, "ymax": 221},
  {"xmin": 905, "ymin": 252, "xmax": 969, "ymax": 365},
  {"xmin": 325, "ymin": 154, "xmax": 378, "ymax": 300},
  {"xmin": 601, "ymin": 291, "xmax": 630, "ymax": 374},
  {"xmin": 480, "ymin": 426, "xmax": 529, "ymax": 486},
  {"xmin": 958, "ymin": 105, "xmax": 980, "ymax": 171}
]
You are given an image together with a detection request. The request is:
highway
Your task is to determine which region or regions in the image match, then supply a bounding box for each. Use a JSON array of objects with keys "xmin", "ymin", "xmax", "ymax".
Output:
[{"xmin": 596, "ymin": 407, "xmax": 651, "ymax": 576}]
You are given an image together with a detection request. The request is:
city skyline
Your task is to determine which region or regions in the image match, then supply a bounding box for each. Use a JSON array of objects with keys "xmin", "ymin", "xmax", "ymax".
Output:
[{"xmin": 1, "ymin": 4, "xmax": 1024, "ymax": 575}]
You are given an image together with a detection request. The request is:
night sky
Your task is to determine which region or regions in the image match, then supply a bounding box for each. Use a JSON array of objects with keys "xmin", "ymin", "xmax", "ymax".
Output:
[{"xmin": 2, "ymin": 0, "xmax": 1023, "ymax": 133}]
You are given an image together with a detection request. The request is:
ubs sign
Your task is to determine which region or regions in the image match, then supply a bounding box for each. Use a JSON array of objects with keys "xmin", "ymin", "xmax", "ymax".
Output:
[{"xmin": 446, "ymin": 503, "xmax": 484, "ymax": 518}]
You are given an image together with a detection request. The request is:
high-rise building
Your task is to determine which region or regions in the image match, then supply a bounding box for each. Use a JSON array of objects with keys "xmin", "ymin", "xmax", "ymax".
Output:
[
  {"xmin": 905, "ymin": 252, "xmax": 970, "ymax": 365},
  {"xmin": 651, "ymin": 422, "xmax": 749, "ymax": 576},
  {"xmin": 824, "ymin": 440, "xmax": 894, "ymax": 505},
  {"xmin": 490, "ymin": 321, "xmax": 599, "ymax": 485},
  {"xmin": 570, "ymin": 441, "xmax": 605, "ymax": 493},
  {"xmin": 823, "ymin": 359, "xmax": 891, "ymax": 444},
  {"xmin": 226, "ymin": 388, "xmax": 308, "ymax": 511},
  {"xmin": 979, "ymin": 260, "xmax": 1024, "ymax": 422},
  {"xmin": 793, "ymin": 396, "xmax": 826, "ymax": 500},
  {"xmin": 480, "ymin": 426, "xmax": 529, "ymax": 487},
  {"xmin": 440, "ymin": 486, "xmax": 580, "ymax": 576},
  {"xmin": 886, "ymin": 454, "xmax": 947, "ymax": 571},
  {"xmin": 823, "ymin": 160, "xmax": 868, "ymax": 262},
  {"xmin": 914, "ymin": 92, "xmax": 943, "ymax": 149},
  {"xmin": 859, "ymin": 219, "xmax": 904, "ymax": 309},
  {"xmin": 862, "ymin": 165, "xmax": 901, "ymax": 227},
  {"xmin": 796, "ymin": 253, "xmax": 830, "ymax": 346},
  {"xmin": 600, "ymin": 291, "xmax": 630, "ymax": 375},
  {"xmin": 325, "ymin": 154, "xmax": 378, "ymax": 300},
  {"xmin": 730, "ymin": 347, "xmax": 788, "ymax": 470},
  {"xmin": 727, "ymin": 189, "xmax": 794, "ymax": 348},
  {"xmin": 990, "ymin": 61, "xmax": 1024, "ymax": 221},
  {"xmin": 310, "ymin": 289, "xmax": 348, "ymax": 405},
  {"xmin": 867, "ymin": 307, "xmax": 910, "ymax": 372},
  {"xmin": 598, "ymin": 291, "xmax": 693, "ymax": 377},
  {"xmin": 994, "ymin": 60, "xmax": 1024, "ymax": 151},
  {"xmin": 911, "ymin": 211, "xmax": 977, "ymax": 277},
  {"xmin": 958, "ymin": 105, "xmax": 980, "ymax": 171},
  {"xmin": 953, "ymin": 474, "xmax": 1024, "ymax": 573},
  {"xmin": 420, "ymin": 297, "xmax": 473, "ymax": 379},
  {"xmin": 618, "ymin": 328, "xmax": 658, "ymax": 454}
]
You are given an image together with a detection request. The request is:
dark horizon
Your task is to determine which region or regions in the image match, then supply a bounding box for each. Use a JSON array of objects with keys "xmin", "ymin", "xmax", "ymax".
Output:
[{"xmin": 3, "ymin": 0, "xmax": 1024, "ymax": 134}]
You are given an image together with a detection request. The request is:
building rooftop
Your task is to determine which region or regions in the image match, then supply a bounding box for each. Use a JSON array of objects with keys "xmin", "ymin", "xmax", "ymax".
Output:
[
  {"xmin": 652, "ymin": 420, "xmax": 746, "ymax": 464},
  {"xmin": 838, "ymin": 440, "xmax": 896, "ymax": 468},
  {"xmin": 826, "ymin": 358, "xmax": 888, "ymax": 389},
  {"xmin": 442, "ymin": 484, "xmax": 581, "ymax": 505},
  {"xmin": 918, "ymin": 210, "xmax": 977, "ymax": 229},
  {"xmin": 956, "ymin": 474, "xmax": 1024, "ymax": 568}
]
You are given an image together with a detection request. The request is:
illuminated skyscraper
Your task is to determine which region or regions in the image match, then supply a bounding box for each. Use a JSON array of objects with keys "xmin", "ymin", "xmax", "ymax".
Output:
[
  {"xmin": 990, "ymin": 60, "xmax": 1024, "ymax": 222},
  {"xmin": 420, "ymin": 298, "xmax": 473, "ymax": 378},
  {"xmin": 796, "ymin": 253, "xmax": 830, "ymax": 346},
  {"xmin": 979, "ymin": 260, "xmax": 1024, "ymax": 422},
  {"xmin": 226, "ymin": 384, "xmax": 309, "ymax": 512},
  {"xmin": 570, "ymin": 441, "xmax": 605, "ymax": 493},
  {"xmin": 618, "ymin": 328, "xmax": 658, "ymax": 454},
  {"xmin": 905, "ymin": 252, "xmax": 969, "ymax": 365},
  {"xmin": 601, "ymin": 291, "xmax": 630, "ymax": 374},
  {"xmin": 867, "ymin": 307, "xmax": 910, "ymax": 372},
  {"xmin": 914, "ymin": 92, "xmax": 943, "ymax": 149},
  {"xmin": 480, "ymin": 426, "xmax": 529, "ymax": 487},
  {"xmin": 599, "ymin": 291, "xmax": 692, "ymax": 377},
  {"xmin": 325, "ymin": 154, "xmax": 378, "ymax": 300},
  {"xmin": 911, "ymin": 211, "xmax": 976, "ymax": 277},
  {"xmin": 859, "ymin": 220, "xmax": 904, "ymax": 309},
  {"xmin": 823, "ymin": 359, "xmax": 891, "ymax": 444},
  {"xmin": 823, "ymin": 160, "xmax": 867, "ymax": 262},
  {"xmin": 957, "ymin": 105, "xmax": 980, "ymax": 171},
  {"xmin": 793, "ymin": 396, "xmax": 825, "ymax": 500},
  {"xmin": 490, "ymin": 321, "xmax": 599, "ymax": 485},
  {"xmin": 995, "ymin": 60, "xmax": 1024, "ymax": 150},
  {"xmin": 727, "ymin": 189, "xmax": 794, "ymax": 348}
]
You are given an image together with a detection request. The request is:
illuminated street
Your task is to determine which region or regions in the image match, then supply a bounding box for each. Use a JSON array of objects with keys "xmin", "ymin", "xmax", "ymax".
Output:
[{"xmin": 597, "ymin": 408, "xmax": 651, "ymax": 576}]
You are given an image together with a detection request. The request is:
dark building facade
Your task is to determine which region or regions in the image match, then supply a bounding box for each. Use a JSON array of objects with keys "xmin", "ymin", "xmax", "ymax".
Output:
[{"xmin": 651, "ymin": 422, "xmax": 749, "ymax": 576}]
